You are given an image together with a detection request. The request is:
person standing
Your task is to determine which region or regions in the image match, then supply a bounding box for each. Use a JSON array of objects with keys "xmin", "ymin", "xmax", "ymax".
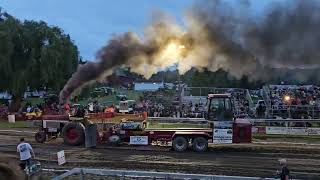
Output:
[
  {"xmin": 17, "ymin": 138, "xmax": 35, "ymax": 170},
  {"xmin": 88, "ymin": 102, "xmax": 94, "ymax": 113},
  {"xmin": 26, "ymin": 105, "xmax": 32, "ymax": 113},
  {"xmin": 277, "ymin": 159, "xmax": 290, "ymax": 180}
]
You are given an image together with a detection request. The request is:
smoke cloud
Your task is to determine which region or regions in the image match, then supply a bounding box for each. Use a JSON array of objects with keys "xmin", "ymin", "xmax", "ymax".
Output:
[
  {"xmin": 245, "ymin": 0, "xmax": 320, "ymax": 69},
  {"xmin": 60, "ymin": 0, "xmax": 320, "ymax": 104}
]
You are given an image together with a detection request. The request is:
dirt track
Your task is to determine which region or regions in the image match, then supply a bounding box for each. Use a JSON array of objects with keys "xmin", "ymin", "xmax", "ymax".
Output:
[{"xmin": 1, "ymin": 130, "xmax": 320, "ymax": 179}]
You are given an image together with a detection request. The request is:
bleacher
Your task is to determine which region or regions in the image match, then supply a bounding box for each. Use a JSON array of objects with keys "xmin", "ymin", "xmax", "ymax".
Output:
[
  {"xmin": 261, "ymin": 85, "xmax": 320, "ymax": 119},
  {"xmin": 138, "ymin": 85, "xmax": 320, "ymax": 119},
  {"xmin": 182, "ymin": 87, "xmax": 253, "ymax": 118}
]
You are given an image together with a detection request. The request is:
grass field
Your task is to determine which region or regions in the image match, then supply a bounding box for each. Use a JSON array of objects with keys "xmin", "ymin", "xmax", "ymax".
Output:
[
  {"xmin": 22, "ymin": 89, "xmax": 143, "ymax": 107},
  {"xmin": 25, "ymin": 97, "xmax": 44, "ymax": 105},
  {"xmin": 0, "ymin": 121, "xmax": 28, "ymax": 128},
  {"xmin": 77, "ymin": 90, "xmax": 143, "ymax": 106}
]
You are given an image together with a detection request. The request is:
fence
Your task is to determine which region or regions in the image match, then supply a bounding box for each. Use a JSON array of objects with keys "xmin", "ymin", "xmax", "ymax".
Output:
[
  {"xmin": 262, "ymin": 85, "xmax": 272, "ymax": 118},
  {"xmin": 149, "ymin": 117, "xmax": 320, "ymax": 124},
  {"xmin": 182, "ymin": 87, "xmax": 246, "ymax": 97},
  {"xmin": 246, "ymin": 89, "xmax": 254, "ymax": 109},
  {"xmin": 269, "ymin": 105, "xmax": 320, "ymax": 119},
  {"xmin": 148, "ymin": 117, "xmax": 208, "ymax": 123},
  {"xmin": 52, "ymin": 168, "xmax": 277, "ymax": 180}
]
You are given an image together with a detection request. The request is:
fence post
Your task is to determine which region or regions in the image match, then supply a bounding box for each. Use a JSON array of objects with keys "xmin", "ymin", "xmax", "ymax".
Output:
[
  {"xmin": 79, "ymin": 169, "xmax": 84, "ymax": 180},
  {"xmin": 288, "ymin": 106, "xmax": 291, "ymax": 119},
  {"xmin": 312, "ymin": 106, "xmax": 315, "ymax": 119},
  {"xmin": 121, "ymin": 172, "xmax": 125, "ymax": 180},
  {"xmin": 165, "ymin": 175, "xmax": 170, "ymax": 180}
]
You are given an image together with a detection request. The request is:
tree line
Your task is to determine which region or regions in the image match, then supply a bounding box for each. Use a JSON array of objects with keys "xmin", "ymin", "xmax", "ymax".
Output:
[{"xmin": 0, "ymin": 9, "xmax": 79, "ymax": 111}]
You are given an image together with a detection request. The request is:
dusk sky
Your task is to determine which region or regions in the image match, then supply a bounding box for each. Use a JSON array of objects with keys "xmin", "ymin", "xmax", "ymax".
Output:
[{"xmin": 0, "ymin": 0, "xmax": 274, "ymax": 60}]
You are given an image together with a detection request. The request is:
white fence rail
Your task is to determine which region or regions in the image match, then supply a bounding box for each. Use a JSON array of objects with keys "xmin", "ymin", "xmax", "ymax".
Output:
[
  {"xmin": 148, "ymin": 117, "xmax": 208, "ymax": 123},
  {"xmin": 249, "ymin": 118, "xmax": 320, "ymax": 123},
  {"xmin": 52, "ymin": 168, "xmax": 277, "ymax": 180},
  {"xmin": 149, "ymin": 117, "xmax": 320, "ymax": 123}
]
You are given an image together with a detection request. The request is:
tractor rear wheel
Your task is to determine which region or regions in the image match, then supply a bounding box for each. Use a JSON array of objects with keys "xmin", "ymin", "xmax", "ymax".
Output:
[
  {"xmin": 35, "ymin": 131, "xmax": 46, "ymax": 143},
  {"xmin": 192, "ymin": 136, "xmax": 208, "ymax": 152},
  {"xmin": 172, "ymin": 136, "xmax": 188, "ymax": 152},
  {"xmin": 62, "ymin": 122, "xmax": 85, "ymax": 146}
]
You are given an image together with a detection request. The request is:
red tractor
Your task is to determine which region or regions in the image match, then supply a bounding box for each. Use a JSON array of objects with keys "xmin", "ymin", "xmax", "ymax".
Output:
[{"xmin": 35, "ymin": 94, "xmax": 251, "ymax": 152}]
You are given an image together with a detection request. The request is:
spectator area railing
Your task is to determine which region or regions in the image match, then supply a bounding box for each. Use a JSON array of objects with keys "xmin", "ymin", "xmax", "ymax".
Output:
[
  {"xmin": 270, "ymin": 105, "xmax": 320, "ymax": 119},
  {"xmin": 182, "ymin": 87, "xmax": 246, "ymax": 97},
  {"xmin": 52, "ymin": 168, "xmax": 278, "ymax": 180},
  {"xmin": 262, "ymin": 85, "xmax": 272, "ymax": 117},
  {"xmin": 246, "ymin": 89, "xmax": 254, "ymax": 109},
  {"xmin": 262, "ymin": 84, "xmax": 320, "ymax": 119}
]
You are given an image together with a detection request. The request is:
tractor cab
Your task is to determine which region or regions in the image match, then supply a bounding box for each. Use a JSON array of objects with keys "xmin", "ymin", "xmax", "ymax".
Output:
[
  {"xmin": 206, "ymin": 93, "xmax": 252, "ymax": 144},
  {"xmin": 206, "ymin": 93, "xmax": 234, "ymax": 122}
]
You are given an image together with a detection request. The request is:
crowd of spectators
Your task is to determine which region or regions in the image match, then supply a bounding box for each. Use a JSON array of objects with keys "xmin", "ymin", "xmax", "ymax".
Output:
[
  {"xmin": 0, "ymin": 104, "xmax": 8, "ymax": 119},
  {"xmin": 268, "ymin": 85, "xmax": 320, "ymax": 119},
  {"xmin": 143, "ymin": 101, "xmax": 206, "ymax": 118},
  {"xmin": 2, "ymin": 85, "xmax": 320, "ymax": 120},
  {"xmin": 137, "ymin": 88, "xmax": 250, "ymax": 118},
  {"xmin": 226, "ymin": 89, "xmax": 250, "ymax": 118},
  {"xmin": 132, "ymin": 92, "xmax": 206, "ymax": 118},
  {"xmin": 270, "ymin": 85, "xmax": 320, "ymax": 106}
]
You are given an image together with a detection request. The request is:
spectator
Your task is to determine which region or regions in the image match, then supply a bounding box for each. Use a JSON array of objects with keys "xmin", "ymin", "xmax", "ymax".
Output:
[
  {"xmin": 17, "ymin": 138, "xmax": 35, "ymax": 171},
  {"xmin": 277, "ymin": 159, "xmax": 290, "ymax": 180},
  {"xmin": 88, "ymin": 102, "xmax": 94, "ymax": 113},
  {"xmin": 105, "ymin": 105, "xmax": 115, "ymax": 113},
  {"xmin": 64, "ymin": 103, "xmax": 70, "ymax": 111},
  {"xmin": 26, "ymin": 105, "xmax": 32, "ymax": 113}
]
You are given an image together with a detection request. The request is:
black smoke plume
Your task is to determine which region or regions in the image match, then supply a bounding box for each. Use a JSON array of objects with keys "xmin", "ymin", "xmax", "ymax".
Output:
[{"xmin": 60, "ymin": 0, "xmax": 320, "ymax": 104}]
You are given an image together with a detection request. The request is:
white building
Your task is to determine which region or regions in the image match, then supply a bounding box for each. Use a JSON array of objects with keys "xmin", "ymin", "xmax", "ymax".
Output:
[{"xmin": 134, "ymin": 82, "xmax": 164, "ymax": 91}]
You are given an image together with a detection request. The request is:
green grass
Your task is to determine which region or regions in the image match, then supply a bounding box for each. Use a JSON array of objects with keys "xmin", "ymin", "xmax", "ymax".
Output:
[
  {"xmin": 0, "ymin": 121, "xmax": 28, "ymax": 128},
  {"xmin": 20, "ymin": 90, "xmax": 143, "ymax": 107},
  {"xmin": 24, "ymin": 97, "xmax": 44, "ymax": 105},
  {"xmin": 18, "ymin": 97, "xmax": 45, "ymax": 110},
  {"xmin": 77, "ymin": 90, "xmax": 143, "ymax": 106}
]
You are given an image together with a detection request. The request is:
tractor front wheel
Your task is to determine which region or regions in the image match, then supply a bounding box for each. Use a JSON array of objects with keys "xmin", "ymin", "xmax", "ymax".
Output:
[{"xmin": 35, "ymin": 131, "xmax": 46, "ymax": 143}]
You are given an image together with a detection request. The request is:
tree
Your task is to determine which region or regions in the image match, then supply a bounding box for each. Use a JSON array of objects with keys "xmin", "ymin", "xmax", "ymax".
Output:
[
  {"xmin": 185, "ymin": 68, "xmax": 264, "ymax": 89},
  {"xmin": 0, "ymin": 11, "xmax": 79, "ymax": 111}
]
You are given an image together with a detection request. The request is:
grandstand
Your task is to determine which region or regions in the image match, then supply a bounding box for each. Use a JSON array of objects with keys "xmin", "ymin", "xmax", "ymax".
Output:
[
  {"xmin": 262, "ymin": 85, "xmax": 320, "ymax": 119},
  {"xmin": 136, "ymin": 84, "xmax": 320, "ymax": 119},
  {"xmin": 182, "ymin": 87, "xmax": 253, "ymax": 118},
  {"xmin": 181, "ymin": 85, "xmax": 320, "ymax": 119}
]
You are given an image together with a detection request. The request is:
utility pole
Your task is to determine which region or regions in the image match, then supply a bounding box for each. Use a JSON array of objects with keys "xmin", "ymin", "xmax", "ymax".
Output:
[{"xmin": 178, "ymin": 69, "xmax": 182, "ymax": 107}]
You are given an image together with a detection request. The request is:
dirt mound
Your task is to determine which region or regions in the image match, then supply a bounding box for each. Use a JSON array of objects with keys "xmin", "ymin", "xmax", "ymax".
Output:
[{"xmin": 0, "ymin": 156, "xmax": 24, "ymax": 180}]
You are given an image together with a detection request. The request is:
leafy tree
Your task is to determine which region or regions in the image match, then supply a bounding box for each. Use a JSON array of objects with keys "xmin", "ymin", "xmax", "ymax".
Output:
[
  {"xmin": 185, "ymin": 68, "xmax": 264, "ymax": 89},
  {"xmin": 0, "ymin": 10, "xmax": 79, "ymax": 111}
]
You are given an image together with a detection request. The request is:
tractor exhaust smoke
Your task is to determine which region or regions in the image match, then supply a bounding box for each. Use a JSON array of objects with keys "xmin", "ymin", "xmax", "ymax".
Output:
[{"xmin": 60, "ymin": 0, "xmax": 320, "ymax": 104}]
